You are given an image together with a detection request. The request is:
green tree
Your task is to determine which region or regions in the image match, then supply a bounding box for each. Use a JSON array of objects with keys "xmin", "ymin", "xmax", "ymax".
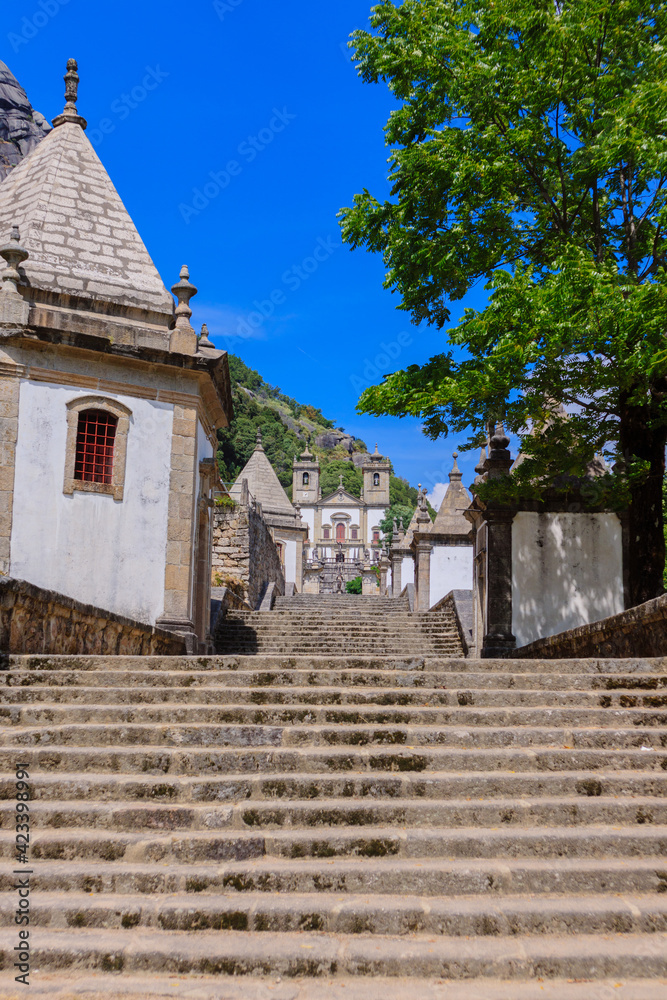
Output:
[
  {"xmin": 340, "ymin": 0, "xmax": 667, "ymax": 605},
  {"xmin": 379, "ymin": 503, "xmax": 416, "ymax": 546},
  {"xmin": 320, "ymin": 460, "xmax": 364, "ymax": 497}
]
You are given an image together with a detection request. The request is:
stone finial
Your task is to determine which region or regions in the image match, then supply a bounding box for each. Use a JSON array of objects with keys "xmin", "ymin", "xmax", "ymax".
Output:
[
  {"xmin": 393, "ymin": 517, "xmax": 399, "ymax": 534},
  {"xmin": 339, "ymin": 474, "xmax": 344, "ymax": 488},
  {"xmin": 0, "ymin": 226, "xmax": 29, "ymax": 292},
  {"xmin": 449, "ymin": 452, "xmax": 463, "ymax": 482},
  {"xmin": 0, "ymin": 226, "xmax": 30, "ymax": 327},
  {"xmin": 486, "ymin": 421, "xmax": 513, "ymax": 480},
  {"xmin": 256, "ymin": 428, "xmax": 263, "ymax": 450},
  {"xmin": 490, "ymin": 421, "xmax": 510, "ymax": 452},
  {"xmin": 52, "ymin": 59, "xmax": 87, "ymax": 130},
  {"xmin": 170, "ymin": 265, "xmax": 198, "ymax": 354},
  {"xmin": 198, "ymin": 323, "xmax": 214, "ymax": 348},
  {"xmin": 172, "ymin": 266, "xmax": 197, "ymax": 329}
]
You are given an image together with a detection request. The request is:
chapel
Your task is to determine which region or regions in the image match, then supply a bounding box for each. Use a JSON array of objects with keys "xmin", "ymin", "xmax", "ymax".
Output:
[{"xmin": 0, "ymin": 60, "xmax": 232, "ymax": 651}]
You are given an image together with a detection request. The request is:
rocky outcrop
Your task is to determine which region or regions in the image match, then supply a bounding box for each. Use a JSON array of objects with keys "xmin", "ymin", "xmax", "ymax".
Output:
[
  {"xmin": 315, "ymin": 430, "xmax": 356, "ymax": 453},
  {"xmin": 0, "ymin": 60, "xmax": 51, "ymax": 182}
]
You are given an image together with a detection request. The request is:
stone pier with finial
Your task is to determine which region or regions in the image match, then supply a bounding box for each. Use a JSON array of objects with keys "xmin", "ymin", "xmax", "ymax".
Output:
[
  {"xmin": 409, "ymin": 456, "xmax": 474, "ymax": 612},
  {"xmin": 465, "ymin": 422, "xmax": 628, "ymax": 657}
]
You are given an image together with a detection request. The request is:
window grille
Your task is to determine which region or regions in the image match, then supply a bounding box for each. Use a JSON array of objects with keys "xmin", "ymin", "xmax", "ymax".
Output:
[{"xmin": 74, "ymin": 410, "xmax": 117, "ymax": 485}]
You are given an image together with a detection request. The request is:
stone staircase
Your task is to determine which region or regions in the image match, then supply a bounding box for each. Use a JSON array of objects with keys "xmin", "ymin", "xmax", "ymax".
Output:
[
  {"xmin": 215, "ymin": 593, "xmax": 465, "ymax": 656},
  {"xmin": 0, "ymin": 652, "xmax": 667, "ymax": 996}
]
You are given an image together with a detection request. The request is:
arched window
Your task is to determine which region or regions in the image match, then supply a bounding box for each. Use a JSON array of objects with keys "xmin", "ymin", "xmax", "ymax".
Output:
[
  {"xmin": 302, "ymin": 472, "xmax": 310, "ymax": 486},
  {"xmin": 373, "ymin": 472, "xmax": 380, "ymax": 487},
  {"xmin": 74, "ymin": 410, "xmax": 117, "ymax": 485},
  {"xmin": 323, "ymin": 526, "xmax": 330, "ymax": 539},
  {"xmin": 373, "ymin": 530, "xmax": 380, "ymax": 543},
  {"xmin": 336, "ymin": 523, "xmax": 346, "ymax": 542},
  {"xmin": 63, "ymin": 396, "xmax": 131, "ymax": 501},
  {"xmin": 351, "ymin": 528, "xmax": 358, "ymax": 540}
]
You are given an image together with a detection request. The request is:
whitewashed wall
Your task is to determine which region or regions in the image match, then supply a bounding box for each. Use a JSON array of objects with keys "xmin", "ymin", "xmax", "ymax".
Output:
[
  {"xmin": 280, "ymin": 538, "xmax": 297, "ymax": 584},
  {"xmin": 401, "ymin": 555, "xmax": 415, "ymax": 587},
  {"xmin": 11, "ymin": 380, "xmax": 173, "ymax": 625},
  {"xmin": 512, "ymin": 511, "xmax": 624, "ymax": 647},
  {"xmin": 429, "ymin": 546, "xmax": 473, "ymax": 609}
]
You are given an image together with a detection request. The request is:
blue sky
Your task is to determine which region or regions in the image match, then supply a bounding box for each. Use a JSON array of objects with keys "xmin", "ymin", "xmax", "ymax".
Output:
[{"xmin": 6, "ymin": 0, "xmax": 490, "ymax": 501}]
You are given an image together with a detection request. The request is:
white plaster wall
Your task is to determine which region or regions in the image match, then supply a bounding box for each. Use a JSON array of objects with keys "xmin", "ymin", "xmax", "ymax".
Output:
[
  {"xmin": 11, "ymin": 380, "xmax": 174, "ymax": 625},
  {"xmin": 512, "ymin": 511, "xmax": 624, "ymax": 647},
  {"xmin": 429, "ymin": 546, "xmax": 473, "ymax": 609},
  {"xmin": 401, "ymin": 555, "xmax": 415, "ymax": 587},
  {"xmin": 301, "ymin": 507, "xmax": 315, "ymax": 540},
  {"xmin": 280, "ymin": 537, "xmax": 297, "ymax": 584}
]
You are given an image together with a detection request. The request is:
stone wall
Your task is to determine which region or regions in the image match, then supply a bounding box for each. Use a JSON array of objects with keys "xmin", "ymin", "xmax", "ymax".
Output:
[
  {"xmin": 0, "ymin": 579, "xmax": 186, "ymax": 655},
  {"xmin": 212, "ymin": 501, "xmax": 285, "ymax": 610},
  {"xmin": 515, "ymin": 593, "xmax": 667, "ymax": 659}
]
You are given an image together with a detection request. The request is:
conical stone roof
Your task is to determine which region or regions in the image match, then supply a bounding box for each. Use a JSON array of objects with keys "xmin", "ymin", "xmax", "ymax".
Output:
[
  {"xmin": 0, "ymin": 118, "xmax": 174, "ymax": 317},
  {"xmin": 432, "ymin": 454, "xmax": 472, "ymax": 536},
  {"xmin": 230, "ymin": 432, "xmax": 296, "ymax": 517}
]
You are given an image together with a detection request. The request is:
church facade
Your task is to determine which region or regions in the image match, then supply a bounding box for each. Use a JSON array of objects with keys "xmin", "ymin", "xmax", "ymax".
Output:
[{"xmin": 293, "ymin": 445, "xmax": 391, "ymax": 561}]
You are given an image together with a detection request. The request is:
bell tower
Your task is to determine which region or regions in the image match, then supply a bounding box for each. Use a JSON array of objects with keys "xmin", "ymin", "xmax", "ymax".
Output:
[
  {"xmin": 293, "ymin": 445, "xmax": 320, "ymax": 503},
  {"xmin": 362, "ymin": 444, "xmax": 391, "ymax": 506}
]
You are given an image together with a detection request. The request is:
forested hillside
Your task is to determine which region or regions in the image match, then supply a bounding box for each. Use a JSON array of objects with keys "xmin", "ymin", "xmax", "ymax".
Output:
[{"xmin": 217, "ymin": 356, "xmax": 427, "ymax": 524}]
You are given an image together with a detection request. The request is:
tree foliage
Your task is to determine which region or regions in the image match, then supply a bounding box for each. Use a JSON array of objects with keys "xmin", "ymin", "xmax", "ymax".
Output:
[{"xmin": 340, "ymin": 0, "xmax": 667, "ymax": 602}]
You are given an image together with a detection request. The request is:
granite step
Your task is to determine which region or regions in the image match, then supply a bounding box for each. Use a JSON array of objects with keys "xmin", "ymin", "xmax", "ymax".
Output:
[
  {"xmin": 4, "ymin": 721, "xmax": 667, "ymax": 749},
  {"xmin": 3, "ymin": 684, "xmax": 666, "ymax": 708},
  {"xmin": 1, "ymin": 744, "xmax": 665, "ymax": 775},
  {"xmin": 2, "ymin": 795, "xmax": 666, "ymax": 831},
  {"xmin": 15, "ymin": 927, "xmax": 667, "ymax": 979},
  {"xmin": 3, "ymin": 825, "xmax": 667, "ymax": 863},
  {"xmin": 4, "ymin": 702, "xmax": 666, "ymax": 727},
  {"xmin": 1, "ymin": 889, "xmax": 665, "ymax": 936},
  {"xmin": 3, "ymin": 856, "xmax": 665, "ymax": 896},
  {"xmin": 3, "ymin": 769, "xmax": 667, "ymax": 803}
]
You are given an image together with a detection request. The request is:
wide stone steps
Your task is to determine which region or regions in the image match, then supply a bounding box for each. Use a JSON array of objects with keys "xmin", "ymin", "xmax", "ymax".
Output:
[
  {"xmin": 2, "ymin": 653, "xmax": 667, "ymax": 990},
  {"xmin": 216, "ymin": 594, "xmax": 464, "ymax": 656}
]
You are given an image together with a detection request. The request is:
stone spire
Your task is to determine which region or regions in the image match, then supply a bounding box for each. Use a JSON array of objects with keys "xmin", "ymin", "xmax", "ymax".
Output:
[
  {"xmin": 52, "ymin": 59, "xmax": 87, "ymax": 130},
  {"xmin": 170, "ymin": 265, "xmax": 198, "ymax": 354},
  {"xmin": 255, "ymin": 428, "xmax": 264, "ymax": 451},
  {"xmin": 0, "ymin": 225, "xmax": 29, "ymax": 326},
  {"xmin": 431, "ymin": 454, "xmax": 473, "ymax": 536}
]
